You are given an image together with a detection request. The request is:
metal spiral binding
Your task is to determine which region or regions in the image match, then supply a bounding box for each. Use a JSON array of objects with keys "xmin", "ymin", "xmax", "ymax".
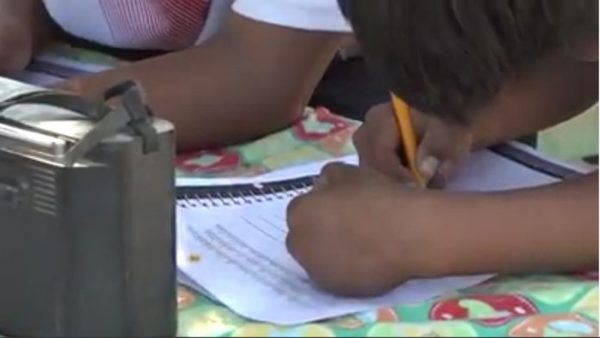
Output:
[{"xmin": 176, "ymin": 175, "xmax": 316, "ymax": 209}]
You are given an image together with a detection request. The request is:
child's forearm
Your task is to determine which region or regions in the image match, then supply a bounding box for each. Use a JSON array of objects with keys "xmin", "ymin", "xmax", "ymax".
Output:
[
  {"xmin": 59, "ymin": 13, "xmax": 344, "ymax": 151},
  {"xmin": 418, "ymin": 173, "xmax": 598, "ymax": 278},
  {"xmin": 470, "ymin": 52, "xmax": 598, "ymax": 150}
]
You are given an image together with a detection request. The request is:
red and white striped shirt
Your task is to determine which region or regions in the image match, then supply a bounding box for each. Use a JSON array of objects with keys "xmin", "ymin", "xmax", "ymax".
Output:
[
  {"xmin": 45, "ymin": 0, "xmax": 214, "ymax": 50},
  {"xmin": 43, "ymin": 0, "xmax": 350, "ymax": 51},
  {"xmin": 99, "ymin": 0, "xmax": 211, "ymax": 50}
]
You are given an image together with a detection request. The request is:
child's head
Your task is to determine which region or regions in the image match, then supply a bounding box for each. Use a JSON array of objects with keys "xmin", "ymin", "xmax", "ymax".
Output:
[{"xmin": 339, "ymin": 0, "xmax": 597, "ymax": 124}]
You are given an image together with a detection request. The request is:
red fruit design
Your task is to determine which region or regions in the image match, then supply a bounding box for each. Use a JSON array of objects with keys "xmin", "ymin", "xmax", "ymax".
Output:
[
  {"xmin": 377, "ymin": 308, "xmax": 399, "ymax": 322},
  {"xmin": 430, "ymin": 294, "xmax": 538, "ymax": 326},
  {"xmin": 177, "ymin": 150, "xmax": 241, "ymax": 173},
  {"xmin": 293, "ymin": 107, "xmax": 352, "ymax": 141},
  {"xmin": 177, "ymin": 287, "xmax": 197, "ymax": 310},
  {"xmin": 572, "ymin": 271, "xmax": 599, "ymax": 281},
  {"xmin": 509, "ymin": 313, "xmax": 599, "ymax": 337}
]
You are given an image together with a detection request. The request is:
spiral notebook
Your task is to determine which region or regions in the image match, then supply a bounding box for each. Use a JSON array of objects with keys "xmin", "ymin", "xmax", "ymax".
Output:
[{"xmin": 175, "ymin": 144, "xmax": 590, "ymax": 325}]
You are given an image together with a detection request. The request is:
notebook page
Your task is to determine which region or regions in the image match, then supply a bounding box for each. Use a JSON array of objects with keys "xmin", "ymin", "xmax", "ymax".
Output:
[
  {"xmin": 176, "ymin": 147, "xmax": 588, "ymax": 325},
  {"xmin": 445, "ymin": 149, "xmax": 559, "ymax": 191},
  {"xmin": 177, "ymin": 202, "xmax": 492, "ymax": 325}
]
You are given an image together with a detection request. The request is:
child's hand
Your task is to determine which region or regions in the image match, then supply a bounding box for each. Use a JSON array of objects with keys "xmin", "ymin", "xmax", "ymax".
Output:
[
  {"xmin": 286, "ymin": 163, "xmax": 442, "ymax": 297},
  {"xmin": 353, "ymin": 103, "xmax": 473, "ymax": 187}
]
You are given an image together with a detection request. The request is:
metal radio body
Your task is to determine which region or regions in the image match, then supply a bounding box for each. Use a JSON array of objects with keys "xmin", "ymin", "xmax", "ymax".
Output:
[{"xmin": 0, "ymin": 78, "xmax": 177, "ymax": 336}]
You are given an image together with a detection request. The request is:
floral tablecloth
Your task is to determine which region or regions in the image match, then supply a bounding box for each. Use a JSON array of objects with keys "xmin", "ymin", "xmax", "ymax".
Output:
[{"xmin": 175, "ymin": 107, "xmax": 598, "ymax": 337}]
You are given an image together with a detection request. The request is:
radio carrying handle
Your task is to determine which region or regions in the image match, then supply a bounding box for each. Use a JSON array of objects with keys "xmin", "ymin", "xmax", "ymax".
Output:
[{"xmin": 0, "ymin": 81, "xmax": 159, "ymax": 166}]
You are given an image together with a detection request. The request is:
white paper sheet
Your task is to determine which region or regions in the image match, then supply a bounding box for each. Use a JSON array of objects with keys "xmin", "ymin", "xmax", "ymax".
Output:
[
  {"xmin": 177, "ymin": 201, "xmax": 493, "ymax": 325},
  {"xmin": 176, "ymin": 146, "xmax": 589, "ymax": 325}
]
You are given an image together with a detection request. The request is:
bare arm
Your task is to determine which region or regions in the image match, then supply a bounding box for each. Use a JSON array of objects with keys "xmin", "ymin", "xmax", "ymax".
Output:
[
  {"xmin": 413, "ymin": 43, "xmax": 599, "ymax": 277},
  {"xmin": 471, "ymin": 49, "xmax": 598, "ymax": 149},
  {"xmin": 0, "ymin": 0, "xmax": 54, "ymax": 74},
  {"xmin": 63, "ymin": 12, "xmax": 346, "ymax": 151},
  {"xmin": 421, "ymin": 173, "xmax": 598, "ymax": 277}
]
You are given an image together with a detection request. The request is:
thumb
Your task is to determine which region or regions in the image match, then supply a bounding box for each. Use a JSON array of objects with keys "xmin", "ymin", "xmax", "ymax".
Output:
[
  {"xmin": 415, "ymin": 132, "xmax": 442, "ymax": 181},
  {"xmin": 416, "ymin": 124, "xmax": 471, "ymax": 188},
  {"xmin": 416, "ymin": 130, "xmax": 462, "ymax": 189}
]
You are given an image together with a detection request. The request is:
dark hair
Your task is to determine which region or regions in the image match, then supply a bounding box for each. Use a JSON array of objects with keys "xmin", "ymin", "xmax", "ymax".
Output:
[{"xmin": 339, "ymin": 0, "xmax": 598, "ymax": 123}]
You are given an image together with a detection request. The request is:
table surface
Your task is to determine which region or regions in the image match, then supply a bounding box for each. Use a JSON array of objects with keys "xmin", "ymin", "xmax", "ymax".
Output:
[{"xmin": 174, "ymin": 107, "xmax": 598, "ymax": 337}]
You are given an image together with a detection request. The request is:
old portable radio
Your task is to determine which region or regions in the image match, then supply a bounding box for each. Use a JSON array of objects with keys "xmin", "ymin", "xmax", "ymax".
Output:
[{"xmin": 0, "ymin": 78, "xmax": 177, "ymax": 337}]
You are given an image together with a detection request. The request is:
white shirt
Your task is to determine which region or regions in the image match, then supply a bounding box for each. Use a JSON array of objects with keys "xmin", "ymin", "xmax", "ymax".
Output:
[
  {"xmin": 232, "ymin": 0, "xmax": 351, "ymax": 32},
  {"xmin": 43, "ymin": 0, "xmax": 351, "ymax": 50}
]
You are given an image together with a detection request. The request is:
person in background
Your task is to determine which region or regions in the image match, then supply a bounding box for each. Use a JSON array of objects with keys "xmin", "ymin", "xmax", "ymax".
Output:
[
  {"xmin": 0, "ymin": 0, "xmax": 385, "ymax": 151},
  {"xmin": 286, "ymin": 0, "xmax": 598, "ymax": 297}
]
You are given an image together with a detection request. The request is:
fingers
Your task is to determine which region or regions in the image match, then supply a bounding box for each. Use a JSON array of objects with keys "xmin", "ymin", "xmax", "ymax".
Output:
[
  {"xmin": 320, "ymin": 162, "xmax": 355, "ymax": 181},
  {"xmin": 416, "ymin": 118, "xmax": 472, "ymax": 188},
  {"xmin": 286, "ymin": 190, "xmax": 320, "ymax": 264},
  {"xmin": 354, "ymin": 102, "xmax": 473, "ymax": 187},
  {"xmin": 312, "ymin": 162, "xmax": 354, "ymax": 190},
  {"xmin": 285, "ymin": 194, "xmax": 304, "ymax": 260},
  {"xmin": 416, "ymin": 132, "xmax": 442, "ymax": 181},
  {"xmin": 289, "ymin": 162, "xmax": 356, "ymax": 256},
  {"xmin": 353, "ymin": 103, "xmax": 415, "ymax": 181}
]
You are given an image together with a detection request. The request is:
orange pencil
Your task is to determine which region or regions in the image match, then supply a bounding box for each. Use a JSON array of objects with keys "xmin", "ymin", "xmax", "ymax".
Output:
[{"xmin": 390, "ymin": 94, "xmax": 426, "ymax": 187}]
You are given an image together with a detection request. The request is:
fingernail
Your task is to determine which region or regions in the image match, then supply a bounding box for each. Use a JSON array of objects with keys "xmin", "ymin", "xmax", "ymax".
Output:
[{"xmin": 419, "ymin": 157, "xmax": 440, "ymax": 178}]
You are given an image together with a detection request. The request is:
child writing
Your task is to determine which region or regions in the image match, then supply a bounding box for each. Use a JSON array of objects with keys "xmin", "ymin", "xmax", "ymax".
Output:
[{"xmin": 286, "ymin": 0, "xmax": 598, "ymax": 297}]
